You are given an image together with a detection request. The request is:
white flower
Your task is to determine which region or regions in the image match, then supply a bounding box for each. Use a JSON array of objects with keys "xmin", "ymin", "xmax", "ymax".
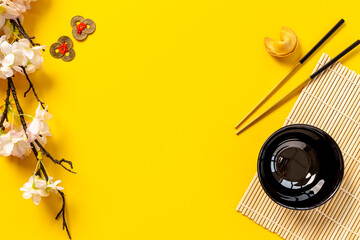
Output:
[
  {"xmin": 13, "ymin": 0, "xmax": 36, "ymax": 11},
  {"xmin": 0, "ymin": 0, "xmax": 37, "ymax": 29},
  {"xmin": 27, "ymin": 103, "xmax": 52, "ymax": 142},
  {"xmin": 0, "ymin": 37, "xmax": 45, "ymax": 78},
  {"xmin": 2, "ymin": 120, "xmax": 10, "ymax": 129},
  {"xmin": 0, "ymin": 3, "xmax": 20, "ymax": 29},
  {"xmin": 20, "ymin": 175, "xmax": 47, "ymax": 205},
  {"xmin": 20, "ymin": 175, "xmax": 63, "ymax": 205},
  {"xmin": 1, "ymin": 52, "xmax": 14, "ymax": 77},
  {"xmin": 28, "ymin": 45, "xmax": 44, "ymax": 66},
  {"xmin": 15, "ymin": 39, "xmax": 33, "ymax": 59},
  {"xmin": 46, "ymin": 177, "xmax": 64, "ymax": 192},
  {"xmin": 0, "ymin": 129, "xmax": 31, "ymax": 157}
]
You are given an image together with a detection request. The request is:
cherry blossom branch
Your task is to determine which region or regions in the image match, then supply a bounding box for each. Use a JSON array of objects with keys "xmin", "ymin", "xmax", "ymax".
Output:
[
  {"xmin": 9, "ymin": 77, "xmax": 73, "ymax": 238},
  {"xmin": 56, "ymin": 190, "xmax": 71, "ymax": 239},
  {"xmin": 34, "ymin": 139, "xmax": 76, "ymax": 173},
  {"xmin": 10, "ymin": 19, "xmax": 40, "ymax": 47},
  {"xmin": 8, "ymin": 77, "xmax": 74, "ymax": 174},
  {"xmin": 21, "ymin": 66, "xmax": 45, "ymax": 109},
  {"xmin": 0, "ymin": 80, "xmax": 10, "ymax": 130},
  {"xmin": 7, "ymin": 77, "xmax": 48, "ymax": 180}
]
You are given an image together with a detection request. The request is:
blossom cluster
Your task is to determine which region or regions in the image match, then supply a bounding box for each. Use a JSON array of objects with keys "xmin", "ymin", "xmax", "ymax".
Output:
[
  {"xmin": 0, "ymin": 36, "xmax": 44, "ymax": 78},
  {"xmin": 0, "ymin": 0, "xmax": 44, "ymax": 78},
  {"xmin": 20, "ymin": 175, "xmax": 63, "ymax": 205},
  {"xmin": 0, "ymin": 0, "xmax": 36, "ymax": 28},
  {"xmin": 0, "ymin": 103, "xmax": 51, "ymax": 158}
]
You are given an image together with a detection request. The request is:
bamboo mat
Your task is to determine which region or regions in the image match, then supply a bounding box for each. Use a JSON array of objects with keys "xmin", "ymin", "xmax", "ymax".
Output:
[{"xmin": 237, "ymin": 53, "xmax": 360, "ymax": 240}]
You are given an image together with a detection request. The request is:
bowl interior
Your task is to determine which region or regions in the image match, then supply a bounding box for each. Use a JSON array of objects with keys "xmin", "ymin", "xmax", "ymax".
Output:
[{"xmin": 258, "ymin": 124, "xmax": 343, "ymax": 210}]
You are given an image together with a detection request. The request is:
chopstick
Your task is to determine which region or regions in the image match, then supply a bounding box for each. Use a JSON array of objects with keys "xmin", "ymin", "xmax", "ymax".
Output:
[
  {"xmin": 235, "ymin": 19, "xmax": 345, "ymax": 129},
  {"xmin": 236, "ymin": 40, "xmax": 360, "ymax": 135}
]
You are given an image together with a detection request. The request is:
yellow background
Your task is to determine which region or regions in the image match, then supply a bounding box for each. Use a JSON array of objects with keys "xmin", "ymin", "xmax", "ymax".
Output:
[{"xmin": 0, "ymin": 0, "xmax": 360, "ymax": 239}]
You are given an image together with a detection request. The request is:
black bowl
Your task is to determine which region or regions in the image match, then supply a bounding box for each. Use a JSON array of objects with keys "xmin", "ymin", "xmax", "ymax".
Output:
[{"xmin": 258, "ymin": 124, "xmax": 344, "ymax": 210}]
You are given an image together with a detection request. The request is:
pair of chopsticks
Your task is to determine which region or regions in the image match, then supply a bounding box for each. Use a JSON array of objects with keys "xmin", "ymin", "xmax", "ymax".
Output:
[{"xmin": 235, "ymin": 19, "xmax": 360, "ymax": 135}]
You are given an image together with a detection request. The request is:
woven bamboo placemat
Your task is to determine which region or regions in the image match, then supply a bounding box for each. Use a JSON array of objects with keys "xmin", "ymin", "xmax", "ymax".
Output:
[{"xmin": 237, "ymin": 53, "xmax": 360, "ymax": 240}]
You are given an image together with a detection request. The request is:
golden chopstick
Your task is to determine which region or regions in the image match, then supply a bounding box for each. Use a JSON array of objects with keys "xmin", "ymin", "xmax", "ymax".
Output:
[
  {"xmin": 235, "ymin": 19, "xmax": 345, "ymax": 129},
  {"xmin": 236, "ymin": 40, "xmax": 360, "ymax": 135}
]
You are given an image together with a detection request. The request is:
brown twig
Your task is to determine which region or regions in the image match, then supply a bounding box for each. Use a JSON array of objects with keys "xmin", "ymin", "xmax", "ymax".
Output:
[
  {"xmin": 34, "ymin": 139, "xmax": 76, "ymax": 173},
  {"xmin": 0, "ymin": 80, "xmax": 10, "ymax": 130},
  {"xmin": 21, "ymin": 66, "xmax": 45, "ymax": 109},
  {"xmin": 10, "ymin": 19, "xmax": 40, "ymax": 47},
  {"xmin": 56, "ymin": 190, "xmax": 71, "ymax": 239}
]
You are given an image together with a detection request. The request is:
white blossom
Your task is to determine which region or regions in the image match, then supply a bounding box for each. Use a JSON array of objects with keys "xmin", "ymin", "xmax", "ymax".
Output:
[
  {"xmin": 27, "ymin": 103, "xmax": 52, "ymax": 142},
  {"xmin": 0, "ymin": 129, "xmax": 31, "ymax": 158},
  {"xmin": 0, "ymin": 50, "xmax": 14, "ymax": 77},
  {"xmin": 2, "ymin": 120, "xmax": 10, "ymax": 129},
  {"xmin": 13, "ymin": 0, "xmax": 36, "ymax": 12},
  {"xmin": 0, "ymin": 35, "xmax": 45, "ymax": 78},
  {"xmin": 20, "ymin": 175, "xmax": 64, "ymax": 205},
  {"xmin": 0, "ymin": 0, "xmax": 36, "ymax": 29}
]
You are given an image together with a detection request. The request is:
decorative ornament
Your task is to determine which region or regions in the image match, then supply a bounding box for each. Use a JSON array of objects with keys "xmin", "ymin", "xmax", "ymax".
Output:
[
  {"xmin": 50, "ymin": 36, "xmax": 75, "ymax": 62},
  {"xmin": 71, "ymin": 15, "xmax": 96, "ymax": 41}
]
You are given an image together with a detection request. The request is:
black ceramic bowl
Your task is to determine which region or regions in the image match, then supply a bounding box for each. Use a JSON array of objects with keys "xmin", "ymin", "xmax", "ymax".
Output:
[{"xmin": 258, "ymin": 124, "xmax": 344, "ymax": 210}]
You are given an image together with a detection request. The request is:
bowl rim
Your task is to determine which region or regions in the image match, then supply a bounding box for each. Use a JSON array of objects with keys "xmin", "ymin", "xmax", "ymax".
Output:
[{"xmin": 257, "ymin": 124, "xmax": 344, "ymax": 210}]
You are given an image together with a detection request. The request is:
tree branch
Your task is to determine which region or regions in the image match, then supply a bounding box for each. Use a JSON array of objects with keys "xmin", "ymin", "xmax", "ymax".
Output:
[
  {"xmin": 34, "ymin": 139, "xmax": 76, "ymax": 174},
  {"xmin": 21, "ymin": 66, "xmax": 45, "ymax": 109},
  {"xmin": 10, "ymin": 19, "xmax": 40, "ymax": 47},
  {"xmin": 7, "ymin": 77, "xmax": 48, "ymax": 180},
  {"xmin": 0, "ymin": 80, "xmax": 10, "ymax": 130},
  {"xmin": 56, "ymin": 190, "xmax": 71, "ymax": 239}
]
